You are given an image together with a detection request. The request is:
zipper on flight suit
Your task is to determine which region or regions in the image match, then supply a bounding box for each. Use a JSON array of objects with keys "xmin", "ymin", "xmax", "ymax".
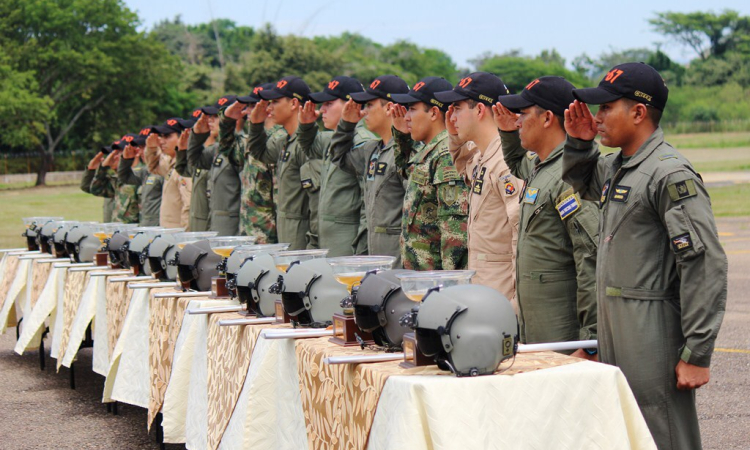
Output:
[{"xmin": 524, "ymin": 202, "xmax": 547, "ymax": 232}]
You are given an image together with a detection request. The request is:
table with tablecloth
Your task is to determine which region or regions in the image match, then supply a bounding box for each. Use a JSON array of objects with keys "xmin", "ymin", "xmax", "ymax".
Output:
[{"xmin": 14, "ymin": 258, "xmax": 67, "ymax": 354}]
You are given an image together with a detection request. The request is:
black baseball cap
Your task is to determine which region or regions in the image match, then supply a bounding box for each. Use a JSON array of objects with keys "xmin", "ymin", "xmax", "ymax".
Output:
[
  {"xmin": 309, "ymin": 76, "xmax": 364, "ymax": 103},
  {"xmin": 237, "ymin": 83, "xmax": 274, "ymax": 104},
  {"xmin": 499, "ymin": 76, "xmax": 575, "ymax": 117},
  {"xmin": 434, "ymin": 72, "xmax": 510, "ymax": 106},
  {"xmin": 573, "ymin": 62, "xmax": 668, "ymax": 111},
  {"xmin": 391, "ymin": 76, "xmax": 453, "ymax": 112},
  {"xmin": 100, "ymin": 145, "xmax": 112, "ymax": 155},
  {"xmin": 111, "ymin": 138, "xmax": 128, "ymax": 151},
  {"xmin": 150, "ymin": 118, "xmax": 184, "ymax": 135},
  {"xmin": 120, "ymin": 133, "xmax": 139, "ymax": 147},
  {"xmin": 350, "ymin": 75, "xmax": 409, "ymax": 103},
  {"xmin": 132, "ymin": 134, "xmax": 147, "ymax": 147},
  {"xmin": 259, "ymin": 76, "xmax": 311, "ymax": 102}
]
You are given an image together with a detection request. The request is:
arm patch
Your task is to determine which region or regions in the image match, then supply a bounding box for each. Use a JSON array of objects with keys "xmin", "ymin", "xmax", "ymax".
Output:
[{"xmin": 668, "ymin": 179, "xmax": 697, "ymax": 201}]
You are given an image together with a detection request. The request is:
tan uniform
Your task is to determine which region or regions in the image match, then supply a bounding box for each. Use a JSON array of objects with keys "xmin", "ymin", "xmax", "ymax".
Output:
[
  {"xmin": 449, "ymin": 134, "xmax": 521, "ymax": 303},
  {"xmin": 145, "ymin": 145, "xmax": 192, "ymax": 229}
]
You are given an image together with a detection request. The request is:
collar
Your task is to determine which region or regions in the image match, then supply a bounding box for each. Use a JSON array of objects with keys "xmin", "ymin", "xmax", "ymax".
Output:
[
  {"xmin": 619, "ymin": 127, "xmax": 664, "ymax": 169},
  {"xmin": 535, "ymin": 140, "xmax": 565, "ymax": 168},
  {"xmin": 481, "ymin": 135, "xmax": 502, "ymax": 162}
]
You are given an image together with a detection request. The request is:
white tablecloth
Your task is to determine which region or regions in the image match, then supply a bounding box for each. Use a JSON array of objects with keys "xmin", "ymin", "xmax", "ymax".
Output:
[
  {"xmin": 14, "ymin": 265, "xmax": 65, "ymax": 354},
  {"xmin": 366, "ymin": 360, "xmax": 656, "ymax": 450},
  {"xmin": 217, "ymin": 334, "xmax": 307, "ymax": 450},
  {"xmin": 61, "ymin": 271, "xmax": 111, "ymax": 368},
  {"xmin": 162, "ymin": 299, "xmax": 238, "ymax": 444},
  {"xmin": 0, "ymin": 257, "xmax": 30, "ymax": 333}
]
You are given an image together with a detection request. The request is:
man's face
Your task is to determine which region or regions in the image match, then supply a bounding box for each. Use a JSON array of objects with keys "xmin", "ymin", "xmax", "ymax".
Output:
[
  {"xmin": 267, "ymin": 97, "xmax": 295, "ymax": 125},
  {"xmin": 450, "ymin": 100, "xmax": 479, "ymax": 141},
  {"xmin": 363, "ymin": 99, "xmax": 389, "ymax": 132},
  {"xmin": 159, "ymin": 132, "xmax": 179, "ymax": 156},
  {"xmin": 319, "ymin": 99, "xmax": 345, "ymax": 130},
  {"xmin": 516, "ymin": 106, "xmax": 545, "ymax": 152},
  {"xmin": 593, "ymin": 99, "xmax": 635, "ymax": 148},
  {"xmin": 405, "ymin": 103, "xmax": 433, "ymax": 142}
]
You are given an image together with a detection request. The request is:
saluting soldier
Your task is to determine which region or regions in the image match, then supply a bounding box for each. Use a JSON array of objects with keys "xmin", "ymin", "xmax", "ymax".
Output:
[
  {"xmin": 241, "ymin": 76, "xmax": 314, "ymax": 250},
  {"xmin": 562, "ymin": 62, "xmax": 727, "ymax": 450},
  {"xmin": 175, "ymin": 108, "xmax": 208, "ymax": 231},
  {"xmin": 221, "ymin": 84, "xmax": 283, "ymax": 243},
  {"xmin": 330, "ymin": 75, "xmax": 410, "ymax": 264},
  {"xmin": 390, "ymin": 76, "xmax": 470, "ymax": 270},
  {"xmin": 144, "ymin": 118, "xmax": 192, "ymax": 229},
  {"xmin": 297, "ymin": 76, "xmax": 378, "ymax": 256},
  {"xmin": 434, "ymin": 73, "xmax": 521, "ymax": 304},
  {"xmin": 493, "ymin": 76, "xmax": 598, "ymax": 357},
  {"xmin": 118, "ymin": 127, "xmax": 163, "ymax": 226},
  {"xmin": 83, "ymin": 137, "xmax": 140, "ymax": 224}
]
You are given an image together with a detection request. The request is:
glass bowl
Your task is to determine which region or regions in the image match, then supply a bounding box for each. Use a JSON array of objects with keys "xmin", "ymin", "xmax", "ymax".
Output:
[
  {"xmin": 270, "ymin": 249, "xmax": 329, "ymax": 272},
  {"xmin": 326, "ymin": 255, "xmax": 397, "ymax": 292},
  {"xmin": 208, "ymin": 236, "xmax": 258, "ymax": 258},
  {"xmin": 395, "ymin": 270, "xmax": 476, "ymax": 302}
]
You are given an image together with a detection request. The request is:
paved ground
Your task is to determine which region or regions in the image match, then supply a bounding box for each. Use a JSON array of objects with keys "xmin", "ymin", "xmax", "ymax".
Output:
[{"xmin": 0, "ymin": 217, "xmax": 748, "ymax": 449}]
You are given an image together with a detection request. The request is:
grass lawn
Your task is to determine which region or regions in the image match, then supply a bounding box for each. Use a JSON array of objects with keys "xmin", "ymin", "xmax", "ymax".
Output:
[
  {"xmin": 707, "ymin": 184, "xmax": 750, "ymax": 217},
  {"xmin": 0, "ymin": 184, "xmax": 104, "ymax": 248}
]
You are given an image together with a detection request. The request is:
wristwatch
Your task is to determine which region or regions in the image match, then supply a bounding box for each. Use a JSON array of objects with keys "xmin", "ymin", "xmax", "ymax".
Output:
[{"xmin": 584, "ymin": 348, "xmax": 598, "ymax": 356}]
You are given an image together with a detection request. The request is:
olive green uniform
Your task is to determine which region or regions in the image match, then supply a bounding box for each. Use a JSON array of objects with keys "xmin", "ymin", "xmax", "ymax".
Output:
[
  {"xmin": 102, "ymin": 198, "xmax": 114, "ymax": 222},
  {"xmin": 118, "ymin": 157, "xmax": 163, "ymax": 226},
  {"xmin": 246, "ymin": 122, "xmax": 312, "ymax": 250},
  {"xmin": 83, "ymin": 166, "xmax": 140, "ymax": 223},
  {"xmin": 501, "ymin": 130, "xmax": 598, "ymax": 345},
  {"xmin": 219, "ymin": 116, "xmax": 281, "ymax": 244},
  {"xmin": 330, "ymin": 120, "xmax": 406, "ymax": 265},
  {"xmin": 175, "ymin": 148, "xmax": 210, "ymax": 232},
  {"xmin": 188, "ymin": 131, "xmax": 241, "ymax": 236},
  {"xmin": 393, "ymin": 129, "xmax": 470, "ymax": 270},
  {"xmin": 297, "ymin": 120, "xmax": 377, "ymax": 257},
  {"xmin": 562, "ymin": 128, "xmax": 727, "ymax": 450}
]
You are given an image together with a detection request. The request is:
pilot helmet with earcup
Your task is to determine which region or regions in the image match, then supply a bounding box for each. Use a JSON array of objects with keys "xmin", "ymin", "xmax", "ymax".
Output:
[
  {"xmin": 236, "ymin": 253, "xmax": 283, "ymax": 316},
  {"xmin": 65, "ymin": 223, "xmax": 96, "ymax": 262},
  {"xmin": 226, "ymin": 244, "xmax": 290, "ymax": 299},
  {"xmin": 176, "ymin": 240, "xmax": 221, "ymax": 291},
  {"xmin": 147, "ymin": 234, "xmax": 178, "ymax": 281},
  {"xmin": 127, "ymin": 227, "xmax": 164, "ymax": 274},
  {"xmin": 275, "ymin": 258, "xmax": 348, "ymax": 327},
  {"xmin": 353, "ymin": 269, "xmax": 413, "ymax": 349},
  {"xmin": 52, "ymin": 222, "xmax": 78, "ymax": 258},
  {"xmin": 107, "ymin": 231, "xmax": 131, "ymax": 268},
  {"xmin": 38, "ymin": 219, "xmax": 64, "ymax": 254},
  {"xmin": 412, "ymin": 284, "xmax": 519, "ymax": 377},
  {"xmin": 74, "ymin": 225, "xmax": 103, "ymax": 263}
]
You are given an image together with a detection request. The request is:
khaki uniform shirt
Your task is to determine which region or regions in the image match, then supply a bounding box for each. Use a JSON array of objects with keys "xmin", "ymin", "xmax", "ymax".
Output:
[
  {"xmin": 449, "ymin": 134, "xmax": 521, "ymax": 302},
  {"xmin": 145, "ymin": 145, "xmax": 192, "ymax": 229}
]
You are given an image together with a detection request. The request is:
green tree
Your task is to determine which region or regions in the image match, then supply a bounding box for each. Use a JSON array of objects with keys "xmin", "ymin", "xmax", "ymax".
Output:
[
  {"xmin": 474, "ymin": 51, "xmax": 590, "ymax": 93},
  {"xmin": 650, "ymin": 10, "xmax": 750, "ymax": 60},
  {"xmin": 0, "ymin": 0, "xmax": 187, "ymax": 184}
]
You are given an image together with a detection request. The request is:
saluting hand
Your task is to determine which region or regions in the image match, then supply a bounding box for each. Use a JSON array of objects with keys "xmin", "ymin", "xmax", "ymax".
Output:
[
  {"xmin": 146, "ymin": 133, "xmax": 160, "ymax": 148},
  {"xmin": 299, "ymin": 101, "xmax": 320, "ymax": 124},
  {"xmin": 564, "ymin": 100, "xmax": 598, "ymax": 141},
  {"xmin": 389, "ymin": 103, "xmax": 409, "ymax": 134},
  {"xmin": 445, "ymin": 105, "xmax": 458, "ymax": 136},
  {"xmin": 102, "ymin": 149, "xmax": 119, "ymax": 168},
  {"xmin": 341, "ymin": 99, "xmax": 364, "ymax": 124},
  {"xmin": 225, "ymin": 101, "xmax": 244, "ymax": 121},
  {"xmin": 123, "ymin": 144, "xmax": 136, "ymax": 159},
  {"xmin": 249, "ymin": 100, "xmax": 269, "ymax": 124},
  {"xmin": 87, "ymin": 151, "xmax": 104, "ymax": 170},
  {"xmin": 178, "ymin": 128, "xmax": 191, "ymax": 151},
  {"xmin": 193, "ymin": 113, "xmax": 210, "ymax": 134},
  {"xmin": 492, "ymin": 102, "xmax": 520, "ymax": 132}
]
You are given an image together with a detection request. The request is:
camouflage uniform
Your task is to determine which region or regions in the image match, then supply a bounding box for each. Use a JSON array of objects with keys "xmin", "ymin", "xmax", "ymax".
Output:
[
  {"xmin": 393, "ymin": 129, "xmax": 469, "ymax": 270},
  {"xmin": 86, "ymin": 166, "xmax": 140, "ymax": 224},
  {"xmin": 219, "ymin": 114, "xmax": 282, "ymax": 244}
]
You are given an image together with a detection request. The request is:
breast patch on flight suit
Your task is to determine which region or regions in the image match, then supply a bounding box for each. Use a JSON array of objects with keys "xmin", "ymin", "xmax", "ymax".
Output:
[
  {"xmin": 611, "ymin": 185, "xmax": 630, "ymax": 202},
  {"xmin": 375, "ymin": 162, "xmax": 388, "ymax": 176},
  {"xmin": 471, "ymin": 166, "xmax": 487, "ymax": 195},
  {"xmin": 556, "ymin": 193, "xmax": 581, "ymax": 220},
  {"xmin": 213, "ymin": 157, "xmax": 224, "ymax": 167},
  {"xmin": 501, "ymin": 175, "xmax": 516, "ymax": 196},
  {"xmin": 146, "ymin": 176, "xmax": 156, "ymax": 185},
  {"xmin": 301, "ymin": 179, "xmax": 313, "ymax": 189},
  {"xmin": 523, "ymin": 187, "xmax": 539, "ymax": 204},
  {"xmin": 600, "ymin": 179, "xmax": 611, "ymax": 204},
  {"xmin": 281, "ymin": 151, "xmax": 291, "ymax": 162},
  {"xmin": 668, "ymin": 179, "xmax": 697, "ymax": 201}
]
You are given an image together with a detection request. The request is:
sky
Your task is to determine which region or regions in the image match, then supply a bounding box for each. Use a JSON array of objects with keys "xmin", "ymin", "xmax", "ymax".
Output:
[{"xmin": 123, "ymin": 0, "xmax": 750, "ymax": 69}]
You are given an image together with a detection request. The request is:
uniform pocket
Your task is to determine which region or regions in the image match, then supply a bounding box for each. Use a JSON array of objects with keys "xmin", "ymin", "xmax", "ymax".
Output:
[
  {"xmin": 664, "ymin": 205, "xmax": 706, "ymax": 261},
  {"xmin": 300, "ymin": 159, "xmax": 323, "ymax": 193}
]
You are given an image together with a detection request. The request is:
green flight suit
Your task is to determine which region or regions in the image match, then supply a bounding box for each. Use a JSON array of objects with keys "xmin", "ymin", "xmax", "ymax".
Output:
[
  {"xmin": 219, "ymin": 115, "xmax": 281, "ymax": 244},
  {"xmin": 175, "ymin": 148, "xmax": 210, "ymax": 232},
  {"xmin": 188, "ymin": 131, "xmax": 241, "ymax": 236},
  {"xmin": 102, "ymin": 198, "xmax": 114, "ymax": 222},
  {"xmin": 246, "ymin": 122, "xmax": 313, "ymax": 250},
  {"xmin": 86, "ymin": 166, "xmax": 140, "ymax": 224},
  {"xmin": 393, "ymin": 128, "xmax": 470, "ymax": 270},
  {"xmin": 501, "ymin": 130, "xmax": 598, "ymax": 345},
  {"xmin": 297, "ymin": 121, "xmax": 377, "ymax": 257},
  {"xmin": 330, "ymin": 120, "xmax": 407, "ymax": 266},
  {"xmin": 118, "ymin": 157, "xmax": 163, "ymax": 226},
  {"xmin": 562, "ymin": 127, "xmax": 727, "ymax": 450}
]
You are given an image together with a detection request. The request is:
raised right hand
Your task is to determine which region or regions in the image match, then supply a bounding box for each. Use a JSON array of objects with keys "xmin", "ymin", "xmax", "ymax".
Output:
[
  {"xmin": 87, "ymin": 151, "xmax": 104, "ymax": 170},
  {"xmin": 146, "ymin": 133, "xmax": 160, "ymax": 148},
  {"xmin": 225, "ymin": 101, "xmax": 244, "ymax": 120},
  {"xmin": 341, "ymin": 99, "xmax": 364, "ymax": 124},
  {"xmin": 492, "ymin": 102, "xmax": 520, "ymax": 132},
  {"xmin": 249, "ymin": 100, "xmax": 269, "ymax": 124},
  {"xmin": 445, "ymin": 105, "xmax": 458, "ymax": 135},
  {"xmin": 564, "ymin": 100, "xmax": 598, "ymax": 141}
]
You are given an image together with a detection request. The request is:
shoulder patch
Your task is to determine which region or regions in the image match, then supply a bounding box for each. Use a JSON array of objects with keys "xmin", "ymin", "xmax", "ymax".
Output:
[
  {"xmin": 671, "ymin": 233, "xmax": 693, "ymax": 252},
  {"xmin": 668, "ymin": 179, "xmax": 697, "ymax": 201},
  {"xmin": 556, "ymin": 194, "xmax": 581, "ymax": 220}
]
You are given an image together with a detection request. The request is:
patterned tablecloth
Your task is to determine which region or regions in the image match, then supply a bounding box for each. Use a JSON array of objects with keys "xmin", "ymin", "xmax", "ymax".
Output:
[
  {"xmin": 105, "ymin": 279, "xmax": 130, "ymax": 359},
  {"xmin": 148, "ymin": 294, "xmax": 195, "ymax": 428},
  {"xmin": 204, "ymin": 313, "xmax": 289, "ymax": 450},
  {"xmin": 55, "ymin": 270, "xmax": 88, "ymax": 370},
  {"xmin": 28, "ymin": 259, "xmax": 53, "ymax": 310},
  {"xmin": 0, "ymin": 254, "xmax": 24, "ymax": 330},
  {"xmin": 15, "ymin": 263, "xmax": 66, "ymax": 354}
]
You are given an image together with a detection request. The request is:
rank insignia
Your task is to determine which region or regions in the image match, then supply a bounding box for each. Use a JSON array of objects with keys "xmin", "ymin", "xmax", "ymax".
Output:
[
  {"xmin": 671, "ymin": 233, "xmax": 693, "ymax": 252},
  {"xmin": 472, "ymin": 179, "xmax": 484, "ymax": 195},
  {"xmin": 611, "ymin": 185, "xmax": 631, "ymax": 202},
  {"xmin": 601, "ymin": 179, "xmax": 611, "ymax": 203},
  {"xmin": 281, "ymin": 151, "xmax": 290, "ymax": 162},
  {"xmin": 668, "ymin": 179, "xmax": 697, "ymax": 201},
  {"xmin": 556, "ymin": 194, "xmax": 581, "ymax": 220},
  {"xmin": 523, "ymin": 187, "xmax": 539, "ymax": 204},
  {"xmin": 195, "ymin": 168, "xmax": 202, "ymax": 176},
  {"xmin": 375, "ymin": 162, "xmax": 388, "ymax": 175},
  {"xmin": 213, "ymin": 157, "xmax": 223, "ymax": 167}
]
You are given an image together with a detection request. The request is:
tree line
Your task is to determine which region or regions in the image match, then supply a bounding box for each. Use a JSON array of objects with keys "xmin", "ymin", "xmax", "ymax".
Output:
[{"xmin": 1, "ymin": 0, "xmax": 749, "ymax": 184}]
